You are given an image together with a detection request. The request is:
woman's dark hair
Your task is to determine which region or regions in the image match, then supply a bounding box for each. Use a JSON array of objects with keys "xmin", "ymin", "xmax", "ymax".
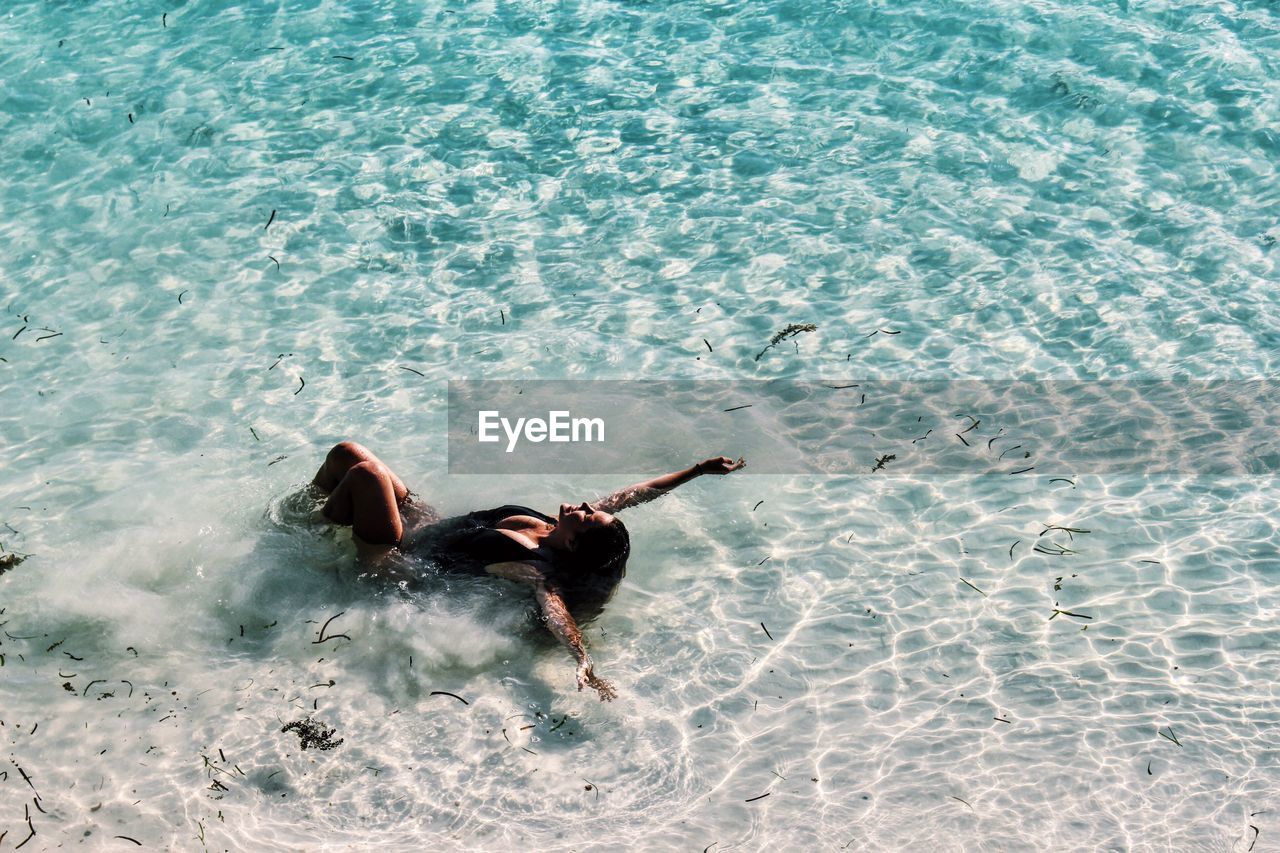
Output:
[{"xmin": 571, "ymin": 517, "xmax": 630, "ymax": 577}]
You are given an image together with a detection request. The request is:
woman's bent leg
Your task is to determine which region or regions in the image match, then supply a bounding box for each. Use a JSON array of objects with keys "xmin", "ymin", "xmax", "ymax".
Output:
[
  {"xmin": 321, "ymin": 461, "xmax": 404, "ymax": 545},
  {"xmin": 313, "ymin": 441, "xmax": 409, "ymax": 501}
]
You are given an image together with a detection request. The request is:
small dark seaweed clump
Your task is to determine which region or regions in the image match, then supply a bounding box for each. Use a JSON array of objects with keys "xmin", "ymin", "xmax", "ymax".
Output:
[
  {"xmin": 755, "ymin": 323, "xmax": 817, "ymax": 361},
  {"xmin": 281, "ymin": 717, "xmax": 344, "ymax": 751},
  {"xmin": 0, "ymin": 553, "xmax": 26, "ymax": 576}
]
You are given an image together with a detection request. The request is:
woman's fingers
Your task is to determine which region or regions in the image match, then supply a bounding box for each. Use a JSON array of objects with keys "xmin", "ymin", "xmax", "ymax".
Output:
[
  {"xmin": 576, "ymin": 667, "xmax": 614, "ymax": 701},
  {"xmin": 701, "ymin": 455, "xmax": 747, "ymax": 474},
  {"xmin": 590, "ymin": 674, "xmax": 617, "ymax": 702}
]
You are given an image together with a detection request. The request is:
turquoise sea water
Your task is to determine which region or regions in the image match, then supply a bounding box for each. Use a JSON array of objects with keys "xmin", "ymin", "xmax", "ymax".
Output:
[{"xmin": 2, "ymin": 0, "xmax": 1279, "ymax": 849}]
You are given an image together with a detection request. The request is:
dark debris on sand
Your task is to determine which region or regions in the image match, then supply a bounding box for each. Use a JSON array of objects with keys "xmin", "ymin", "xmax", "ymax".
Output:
[
  {"xmin": 0, "ymin": 553, "xmax": 26, "ymax": 576},
  {"xmin": 281, "ymin": 717, "xmax": 344, "ymax": 751}
]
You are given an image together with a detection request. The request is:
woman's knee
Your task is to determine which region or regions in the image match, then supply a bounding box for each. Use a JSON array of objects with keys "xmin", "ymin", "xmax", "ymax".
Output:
[
  {"xmin": 346, "ymin": 459, "xmax": 388, "ymax": 481},
  {"xmin": 320, "ymin": 460, "xmax": 390, "ymax": 523},
  {"xmin": 328, "ymin": 440, "xmax": 373, "ymax": 467},
  {"xmin": 315, "ymin": 441, "xmax": 376, "ymax": 492}
]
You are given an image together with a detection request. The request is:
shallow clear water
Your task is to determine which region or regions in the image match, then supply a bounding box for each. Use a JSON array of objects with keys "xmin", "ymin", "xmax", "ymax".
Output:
[{"xmin": 1, "ymin": 0, "xmax": 1278, "ymax": 849}]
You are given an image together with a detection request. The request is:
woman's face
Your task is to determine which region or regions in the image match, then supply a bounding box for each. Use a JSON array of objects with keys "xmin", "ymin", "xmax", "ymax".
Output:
[{"xmin": 556, "ymin": 501, "xmax": 615, "ymax": 543}]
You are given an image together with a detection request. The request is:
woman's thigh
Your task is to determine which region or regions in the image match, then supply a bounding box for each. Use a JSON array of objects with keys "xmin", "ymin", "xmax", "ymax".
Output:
[{"xmin": 322, "ymin": 460, "xmax": 404, "ymax": 545}]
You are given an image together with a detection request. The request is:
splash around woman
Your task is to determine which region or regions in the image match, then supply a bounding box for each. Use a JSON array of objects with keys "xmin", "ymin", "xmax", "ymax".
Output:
[{"xmin": 312, "ymin": 441, "xmax": 746, "ymax": 701}]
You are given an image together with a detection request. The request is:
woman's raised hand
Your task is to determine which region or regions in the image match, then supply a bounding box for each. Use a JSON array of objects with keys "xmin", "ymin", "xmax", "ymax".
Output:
[{"xmin": 696, "ymin": 456, "xmax": 746, "ymax": 475}]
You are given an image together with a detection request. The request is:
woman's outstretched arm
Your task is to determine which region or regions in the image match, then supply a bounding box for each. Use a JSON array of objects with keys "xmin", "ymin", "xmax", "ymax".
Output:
[
  {"xmin": 592, "ymin": 455, "xmax": 746, "ymax": 514},
  {"xmin": 484, "ymin": 561, "xmax": 615, "ymax": 701},
  {"xmin": 535, "ymin": 583, "xmax": 615, "ymax": 702}
]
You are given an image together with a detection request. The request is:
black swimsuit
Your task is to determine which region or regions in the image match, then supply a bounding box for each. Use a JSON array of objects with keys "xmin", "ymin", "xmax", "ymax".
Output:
[
  {"xmin": 409, "ymin": 505, "xmax": 556, "ymax": 574},
  {"xmin": 408, "ymin": 505, "xmax": 625, "ymax": 616}
]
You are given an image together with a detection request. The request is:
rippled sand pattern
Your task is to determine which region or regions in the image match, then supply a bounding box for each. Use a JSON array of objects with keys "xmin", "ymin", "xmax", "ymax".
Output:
[{"xmin": 1, "ymin": 0, "xmax": 1278, "ymax": 849}]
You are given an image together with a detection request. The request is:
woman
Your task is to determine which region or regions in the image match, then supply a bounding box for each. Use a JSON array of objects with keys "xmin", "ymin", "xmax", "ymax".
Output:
[{"xmin": 312, "ymin": 441, "xmax": 746, "ymax": 701}]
